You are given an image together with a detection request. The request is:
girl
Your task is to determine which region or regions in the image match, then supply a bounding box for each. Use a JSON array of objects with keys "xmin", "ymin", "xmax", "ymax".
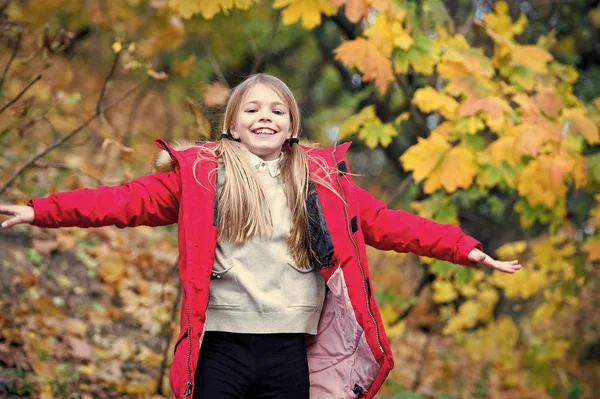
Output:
[{"xmin": 0, "ymin": 73, "xmax": 521, "ymax": 399}]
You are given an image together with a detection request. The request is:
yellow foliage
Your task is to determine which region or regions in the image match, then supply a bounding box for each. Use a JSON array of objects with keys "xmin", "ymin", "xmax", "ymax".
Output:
[
  {"xmin": 510, "ymin": 45, "xmax": 554, "ymax": 74},
  {"xmin": 491, "ymin": 268, "xmax": 548, "ymax": 299},
  {"xmin": 458, "ymin": 97, "xmax": 512, "ymax": 120},
  {"xmin": 562, "ymin": 108, "xmax": 600, "ymax": 144},
  {"xmin": 412, "ymin": 86, "xmax": 459, "ymax": 119},
  {"xmin": 394, "ymin": 112, "xmax": 410, "ymax": 125},
  {"xmin": 482, "ymin": 1, "xmax": 528, "ymax": 42},
  {"xmin": 495, "ymin": 240, "xmax": 527, "ymax": 261},
  {"xmin": 431, "ymin": 121, "xmax": 455, "ymax": 138},
  {"xmin": 338, "ymin": 106, "xmax": 378, "ymax": 138},
  {"xmin": 516, "ymin": 155, "xmax": 574, "ymax": 208},
  {"xmin": 170, "ymin": 0, "xmax": 259, "ymax": 19},
  {"xmin": 463, "ymin": 317, "xmax": 519, "ymax": 367},
  {"xmin": 443, "ymin": 300, "xmax": 479, "ymax": 333},
  {"xmin": 273, "ymin": 0, "xmax": 336, "ymax": 29},
  {"xmin": 433, "ymin": 280, "xmax": 458, "ymax": 303},
  {"xmin": 581, "ymin": 238, "xmax": 600, "ymax": 262},
  {"xmin": 335, "ymin": 38, "xmax": 394, "ymax": 94},
  {"xmin": 173, "ymin": 54, "xmax": 197, "ymax": 77},
  {"xmin": 401, "ymin": 135, "xmax": 477, "ymax": 193}
]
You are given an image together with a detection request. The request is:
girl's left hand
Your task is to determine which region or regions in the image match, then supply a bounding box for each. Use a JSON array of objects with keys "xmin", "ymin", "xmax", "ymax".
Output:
[{"xmin": 467, "ymin": 248, "xmax": 522, "ymax": 274}]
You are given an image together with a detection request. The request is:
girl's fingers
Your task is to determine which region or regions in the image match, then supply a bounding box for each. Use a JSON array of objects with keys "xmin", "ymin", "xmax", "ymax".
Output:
[{"xmin": 2, "ymin": 216, "xmax": 21, "ymax": 228}]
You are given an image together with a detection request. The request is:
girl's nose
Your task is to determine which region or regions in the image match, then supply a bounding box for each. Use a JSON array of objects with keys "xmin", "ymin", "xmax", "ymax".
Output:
[{"xmin": 258, "ymin": 110, "xmax": 272, "ymax": 121}]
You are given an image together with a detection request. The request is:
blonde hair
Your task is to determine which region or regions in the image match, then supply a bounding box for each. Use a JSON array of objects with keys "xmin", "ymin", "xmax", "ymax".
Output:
[{"xmin": 194, "ymin": 74, "xmax": 337, "ymax": 269}]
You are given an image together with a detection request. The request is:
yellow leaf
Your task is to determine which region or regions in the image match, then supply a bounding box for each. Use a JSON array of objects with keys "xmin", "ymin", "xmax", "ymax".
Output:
[
  {"xmin": 431, "ymin": 121, "xmax": 455, "ymax": 138},
  {"xmin": 510, "ymin": 123, "xmax": 561, "ymax": 157},
  {"xmin": 112, "ymin": 41, "xmax": 123, "ymax": 53},
  {"xmin": 273, "ymin": 0, "xmax": 336, "ymax": 29},
  {"xmin": 510, "ymin": 45, "xmax": 553, "ymax": 74},
  {"xmin": 443, "ymin": 300, "xmax": 479, "ymax": 333},
  {"xmin": 330, "ymin": 0, "xmax": 368, "ymax": 23},
  {"xmin": 433, "ymin": 280, "xmax": 458, "ymax": 303},
  {"xmin": 170, "ymin": 0, "xmax": 258, "ymax": 19},
  {"xmin": 338, "ymin": 105, "xmax": 378, "ymax": 138},
  {"xmin": 516, "ymin": 156, "xmax": 569, "ymax": 208},
  {"xmin": 358, "ymin": 122, "xmax": 397, "ymax": 149},
  {"xmin": 400, "ymin": 133, "xmax": 450, "ymax": 183},
  {"xmin": 412, "ymin": 86, "xmax": 459, "ymax": 119},
  {"xmin": 401, "ymin": 135, "xmax": 477, "ymax": 193},
  {"xmin": 394, "ymin": 112, "xmax": 410, "ymax": 125},
  {"xmin": 363, "ymin": 15, "xmax": 394, "ymax": 56},
  {"xmin": 562, "ymin": 108, "xmax": 600, "ymax": 144},
  {"xmin": 334, "ymin": 38, "xmax": 394, "ymax": 94},
  {"xmin": 98, "ymin": 258, "xmax": 126, "ymax": 284},
  {"xmin": 495, "ymin": 240, "xmax": 527, "ymax": 260},
  {"xmin": 173, "ymin": 54, "xmax": 197, "ymax": 77}
]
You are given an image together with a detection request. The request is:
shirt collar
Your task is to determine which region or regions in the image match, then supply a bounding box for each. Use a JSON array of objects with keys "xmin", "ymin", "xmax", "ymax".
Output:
[{"xmin": 244, "ymin": 149, "xmax": 281, "ymax": 177}]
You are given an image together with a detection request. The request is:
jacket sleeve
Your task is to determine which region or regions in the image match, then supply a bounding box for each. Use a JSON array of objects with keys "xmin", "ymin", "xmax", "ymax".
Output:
[
  {"xmin": 28, "ymin": 170, "xmax": 181, "ymax": 229},
  {"xmin": 354, "ymin": 185, "xmax": 482, "ymax": 266}
]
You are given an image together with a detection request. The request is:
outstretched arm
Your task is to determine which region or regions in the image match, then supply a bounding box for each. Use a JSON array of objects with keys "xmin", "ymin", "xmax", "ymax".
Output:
[
  {"xmin": 1, "ymin": 170, "xmax": 181, "ymax": 229},
  {"xmin": 354, "ymin": 186, "xmax": 521, "ymax": 274}
]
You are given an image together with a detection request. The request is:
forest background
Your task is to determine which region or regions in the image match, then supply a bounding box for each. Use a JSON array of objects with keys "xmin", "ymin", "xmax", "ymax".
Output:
[{"xmin": 0, "ymin": 0, "xmax": 599, "ymax": 398}]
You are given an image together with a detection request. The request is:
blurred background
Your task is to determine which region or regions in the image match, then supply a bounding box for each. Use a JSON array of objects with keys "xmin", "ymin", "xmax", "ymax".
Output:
[{"xmin": 0, "ymin": 0, "xmax": 599, "ymax": 398}]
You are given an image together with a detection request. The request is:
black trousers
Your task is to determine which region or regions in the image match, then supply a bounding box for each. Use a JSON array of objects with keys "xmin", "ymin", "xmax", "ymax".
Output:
[{"xmin": 193, "ymin": 331, "xmax": 310, "ymax": 399}]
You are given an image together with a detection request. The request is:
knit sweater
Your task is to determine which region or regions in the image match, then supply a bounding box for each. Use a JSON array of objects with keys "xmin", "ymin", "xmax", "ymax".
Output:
[{"xmin": 204, "ymin": 150, "xmax": 326, "ymax": 335}]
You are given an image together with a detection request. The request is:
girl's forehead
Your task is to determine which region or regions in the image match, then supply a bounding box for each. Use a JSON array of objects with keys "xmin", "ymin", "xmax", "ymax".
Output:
[{"xmin": 241, "ymin": 83, "xmax": 286, "ymax": 105}]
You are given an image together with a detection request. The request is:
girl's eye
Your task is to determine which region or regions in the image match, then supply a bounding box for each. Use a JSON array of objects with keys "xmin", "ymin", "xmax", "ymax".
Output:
[
  {"xmin": 273, "ymin": 110, "xmax": 284, "ymax": 115},
  {"xmin": 246, "ymin": 109, "xmax": 257, "ymax": 113}
]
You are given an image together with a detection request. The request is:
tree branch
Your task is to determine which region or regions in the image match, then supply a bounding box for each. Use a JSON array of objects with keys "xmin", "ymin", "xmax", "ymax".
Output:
[
  {"xmin": 250, "ymin": 11, "xmax": 282, "ymax": 74},
  {"xmin": 0, "ymin": 50, "xmax": 144, "ymax": 196},
  {"xmin": 0, "ymin": 30, "xmax": 21, "ymax": 94},
  {"xmin": 394, "ymin": 263, "xmax": 432, "ymax": 324},
  {"xmin": 411, "ymin": 334, "xmax": 431, "ymax": 391},
  {"xmin": 96, "ymin": 49, "xmax": 121, "ymax": 114},
  {"xmin": 31, "ymin": 161, "xmax": 123, "ymax": 186},
  {"xmin": 203, "ymin": 41, "xmax": 229, "ymax": 88},
  {"xmin": 0, "ymin": 74, "xmax": 41, "ymax": 115}
]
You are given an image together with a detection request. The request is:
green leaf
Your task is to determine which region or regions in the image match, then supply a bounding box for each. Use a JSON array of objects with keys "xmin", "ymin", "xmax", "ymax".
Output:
[
  {"xmin": 456, "ymin": 267, "xmax": 474, "ymax": 284},
  {"xmin": 358, "ymin": 122, "xmax": 398, "ymax": 149},
  {"xmin": 431, "ymin": 260, "xmax": 460, "ymax": 275}
]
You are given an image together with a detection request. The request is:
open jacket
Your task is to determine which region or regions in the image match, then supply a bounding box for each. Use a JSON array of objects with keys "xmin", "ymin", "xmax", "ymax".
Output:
[{"xmin": 29, "ymin": 140, "xmax": 481, "ymax": 399}]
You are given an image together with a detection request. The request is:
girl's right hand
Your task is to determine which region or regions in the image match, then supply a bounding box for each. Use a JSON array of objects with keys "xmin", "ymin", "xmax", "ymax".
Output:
[{"xmin": 0, "ymin": 205, "xmax": 35, "ymax": 228}]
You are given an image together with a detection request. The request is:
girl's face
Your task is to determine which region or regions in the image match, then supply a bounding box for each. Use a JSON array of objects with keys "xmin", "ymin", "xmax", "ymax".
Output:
[{"xmin": 232, "ymin": 83, "xmax": 292, "ymax": 161}]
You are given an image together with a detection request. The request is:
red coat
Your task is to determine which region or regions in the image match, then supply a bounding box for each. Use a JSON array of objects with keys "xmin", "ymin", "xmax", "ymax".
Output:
[{"xmin": 29, "ymin": 140, "xmax": 481, "ymax": 398}]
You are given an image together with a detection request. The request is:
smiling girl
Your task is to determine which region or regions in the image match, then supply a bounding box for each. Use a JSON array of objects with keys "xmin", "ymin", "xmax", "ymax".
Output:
[{"xmin": 0, "ymin": 74, "xmax": 521, "ymax": 399}]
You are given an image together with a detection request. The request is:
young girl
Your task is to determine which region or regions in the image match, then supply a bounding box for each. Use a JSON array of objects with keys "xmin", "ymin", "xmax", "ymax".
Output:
[{"xmin": 0, "ymin": 73, "xmax": 521, "ymax": 399}]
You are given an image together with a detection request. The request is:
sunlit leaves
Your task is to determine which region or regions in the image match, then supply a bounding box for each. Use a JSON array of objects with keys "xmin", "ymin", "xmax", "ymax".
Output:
[
  {"xmin": 170, "ymin": 0, "xmax": 259, "ymax": 19},
  {"xmin": 337, "ymin": 105, "xmax": 397, "ymax": 148},
  {"xmin": 334, "ymin": 38, "xmax": 394, "ymax": 94},
  {"xmin": 400, "ymin": 134, "xmax": 477, "ymax": 193},
  {"xmin": 273, "ymin": 0, "xmax": 336, "ymax": 29},
  {"xmin": 331, "ymin": 0, "xmax": 368, "ymax": 23},
  {"xmin": 412, "ymin": 86, "xmax": 458, "ymax": 119}
]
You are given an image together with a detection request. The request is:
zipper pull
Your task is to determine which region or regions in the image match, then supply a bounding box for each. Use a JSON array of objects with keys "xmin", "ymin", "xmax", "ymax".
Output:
[{"xmin": 184, "ymin": 381, "xmax": 192, "ymax": 397}]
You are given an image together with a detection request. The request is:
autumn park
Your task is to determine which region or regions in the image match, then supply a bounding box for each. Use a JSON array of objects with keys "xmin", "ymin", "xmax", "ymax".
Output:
[{"xmin": 0, "ymin": 0, "xmax": 599, "ymax": 398}]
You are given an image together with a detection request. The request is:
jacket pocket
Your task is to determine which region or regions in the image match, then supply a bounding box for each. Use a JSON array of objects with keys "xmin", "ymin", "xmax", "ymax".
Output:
[
  {"xmin": 208, "ymin": 263, "xmax": 241, "ymax": 308},
  {"xmin": 283, "ymin": 263, "xmax": 321, "ymax": 309}
]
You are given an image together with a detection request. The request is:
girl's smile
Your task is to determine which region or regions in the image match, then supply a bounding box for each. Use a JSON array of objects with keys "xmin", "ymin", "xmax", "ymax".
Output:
[{"xmin": 232, "ymin": 83, "xmax": 292, "ymax": 160}]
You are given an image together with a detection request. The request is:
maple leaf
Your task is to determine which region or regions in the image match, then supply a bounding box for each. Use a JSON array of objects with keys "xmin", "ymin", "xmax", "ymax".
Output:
[
  {"xmin": 401, "ymin": 134, "xmax": 477, "ymax": 193},
  {"xmin": 330, "ymin": 0, "xmax": 368, "ymax": 23},
  {"xmin": 358, "ymin": 122, "xmax": 397, "ymax": 149},
  {"xmin": 273, "ymin": 0, "xmax": 336, "ymax": 29},
  {"xmin": 334, "ymin": 38, "xmax": 394, "ymax": 94},
  {"xmin": 516, "ymin": 156, "xmax": 569, "ymax": 208},
  {"xmin": 509, "ymin": 123, "xmax": 560, "ymax": 157},
  {"xmin": 201, "ymin": 82, "xmax": 229, "ymax": 107},
  {"xmin": 562, "ymin": 108, "xmax": 600, "ymax": 144},
  {"xmin": 510, "ymin": 45, "xmax": 553, "ymax": 74},
  {"xmin": 338, "ymin": 105, "xmax": 378, "ymax": 138},
  {"xmin": 412, "ymin": 86, "xmax": 459, "ymax": 119},
  {"xmin": 458, "ymin": 97, "xmax": 512, "ymax": 120},
  {"xmin": 173, "ymin": 54, "xmax": 197, "ymax": 77},
  {"xmin": 582, "ymin": 237, "xmax": 600, "ymax": 261}
]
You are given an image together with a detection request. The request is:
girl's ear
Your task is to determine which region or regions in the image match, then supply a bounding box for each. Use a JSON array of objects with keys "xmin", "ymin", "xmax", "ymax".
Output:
[{"xmin": 230, "ymin": 130, "xmax": 239, "ymax": 140}]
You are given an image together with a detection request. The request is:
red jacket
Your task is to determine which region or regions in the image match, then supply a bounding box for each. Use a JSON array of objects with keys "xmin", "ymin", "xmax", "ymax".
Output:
[{"xmin": 29, "ymin": 140, "xmax": 481, "ymax": 398}]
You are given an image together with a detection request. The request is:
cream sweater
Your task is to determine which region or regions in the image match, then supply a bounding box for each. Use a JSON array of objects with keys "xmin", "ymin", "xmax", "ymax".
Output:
[{"xmin": 204, "ymin": 151, "xmax": 326, "ymax": 335}]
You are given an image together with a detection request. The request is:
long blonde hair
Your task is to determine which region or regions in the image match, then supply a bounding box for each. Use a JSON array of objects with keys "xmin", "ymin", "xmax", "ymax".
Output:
[{"xmin": 195, "ymin": 74, "xmax": 335, "ymax": 269}]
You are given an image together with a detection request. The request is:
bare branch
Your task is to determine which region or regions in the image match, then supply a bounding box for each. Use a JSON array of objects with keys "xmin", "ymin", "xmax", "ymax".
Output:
[
  {"xmin": 394, "ymin": 263, "xmax": 431, "ymax": 324},
  {"xmin": 411, "ymin": 334, "xmax": 431, "ymax": 391},
  {"xmin": 0, "ymin": 31, "xmax": 21, "ymax": 94},
  {"xmin": 0, "ymin": 79, "xmax": 144, "ymax": 196},
  {"xmin": 0, "ymin": 74, "xmax": 41, "ymax": 115},
  {"xmin": 97, "ymin": 49, "xmax": 122, "ymax": 114},
  {"xmin": 203, "ymin": 42, "xmax": 229, "ymax": 88},
  {"xmin": 385, "ymin": 172, "xmax": 414, "ymax": 207},
  {"xmin": 250, "ymin": 11, "xmax": 282, "ymax": 74}
]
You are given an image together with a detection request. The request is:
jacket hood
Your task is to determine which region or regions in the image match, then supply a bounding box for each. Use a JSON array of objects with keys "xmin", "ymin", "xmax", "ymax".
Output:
[{"xmin": 153, "ymin": 140, "xmax": 200, "ymax": 172}]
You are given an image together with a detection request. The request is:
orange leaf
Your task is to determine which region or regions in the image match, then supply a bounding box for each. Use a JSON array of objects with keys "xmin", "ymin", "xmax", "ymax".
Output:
[
  {"xmin": 334, "ymin": 38, "xmax": 394, "ymax": 94},
  {"xmin": 330, "ymin": 0, "xmax": 368, "ymax": 23},
  {"xmin": 201, "ymin": 82, "xmax": 229, "ymax": 107},
  {"xmin": 458, "ymin": 97, "xmax": 512, "ymax": 120}
]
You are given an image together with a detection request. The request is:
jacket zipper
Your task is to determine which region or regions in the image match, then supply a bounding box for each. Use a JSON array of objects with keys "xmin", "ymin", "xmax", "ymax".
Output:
[
  {"xmin": 183, "ymin": 301, "xmax": 193, "ymax": 397},
  {"xmin": 331, "ymin": 147, "xmax": 384, "ymax": 354}
]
